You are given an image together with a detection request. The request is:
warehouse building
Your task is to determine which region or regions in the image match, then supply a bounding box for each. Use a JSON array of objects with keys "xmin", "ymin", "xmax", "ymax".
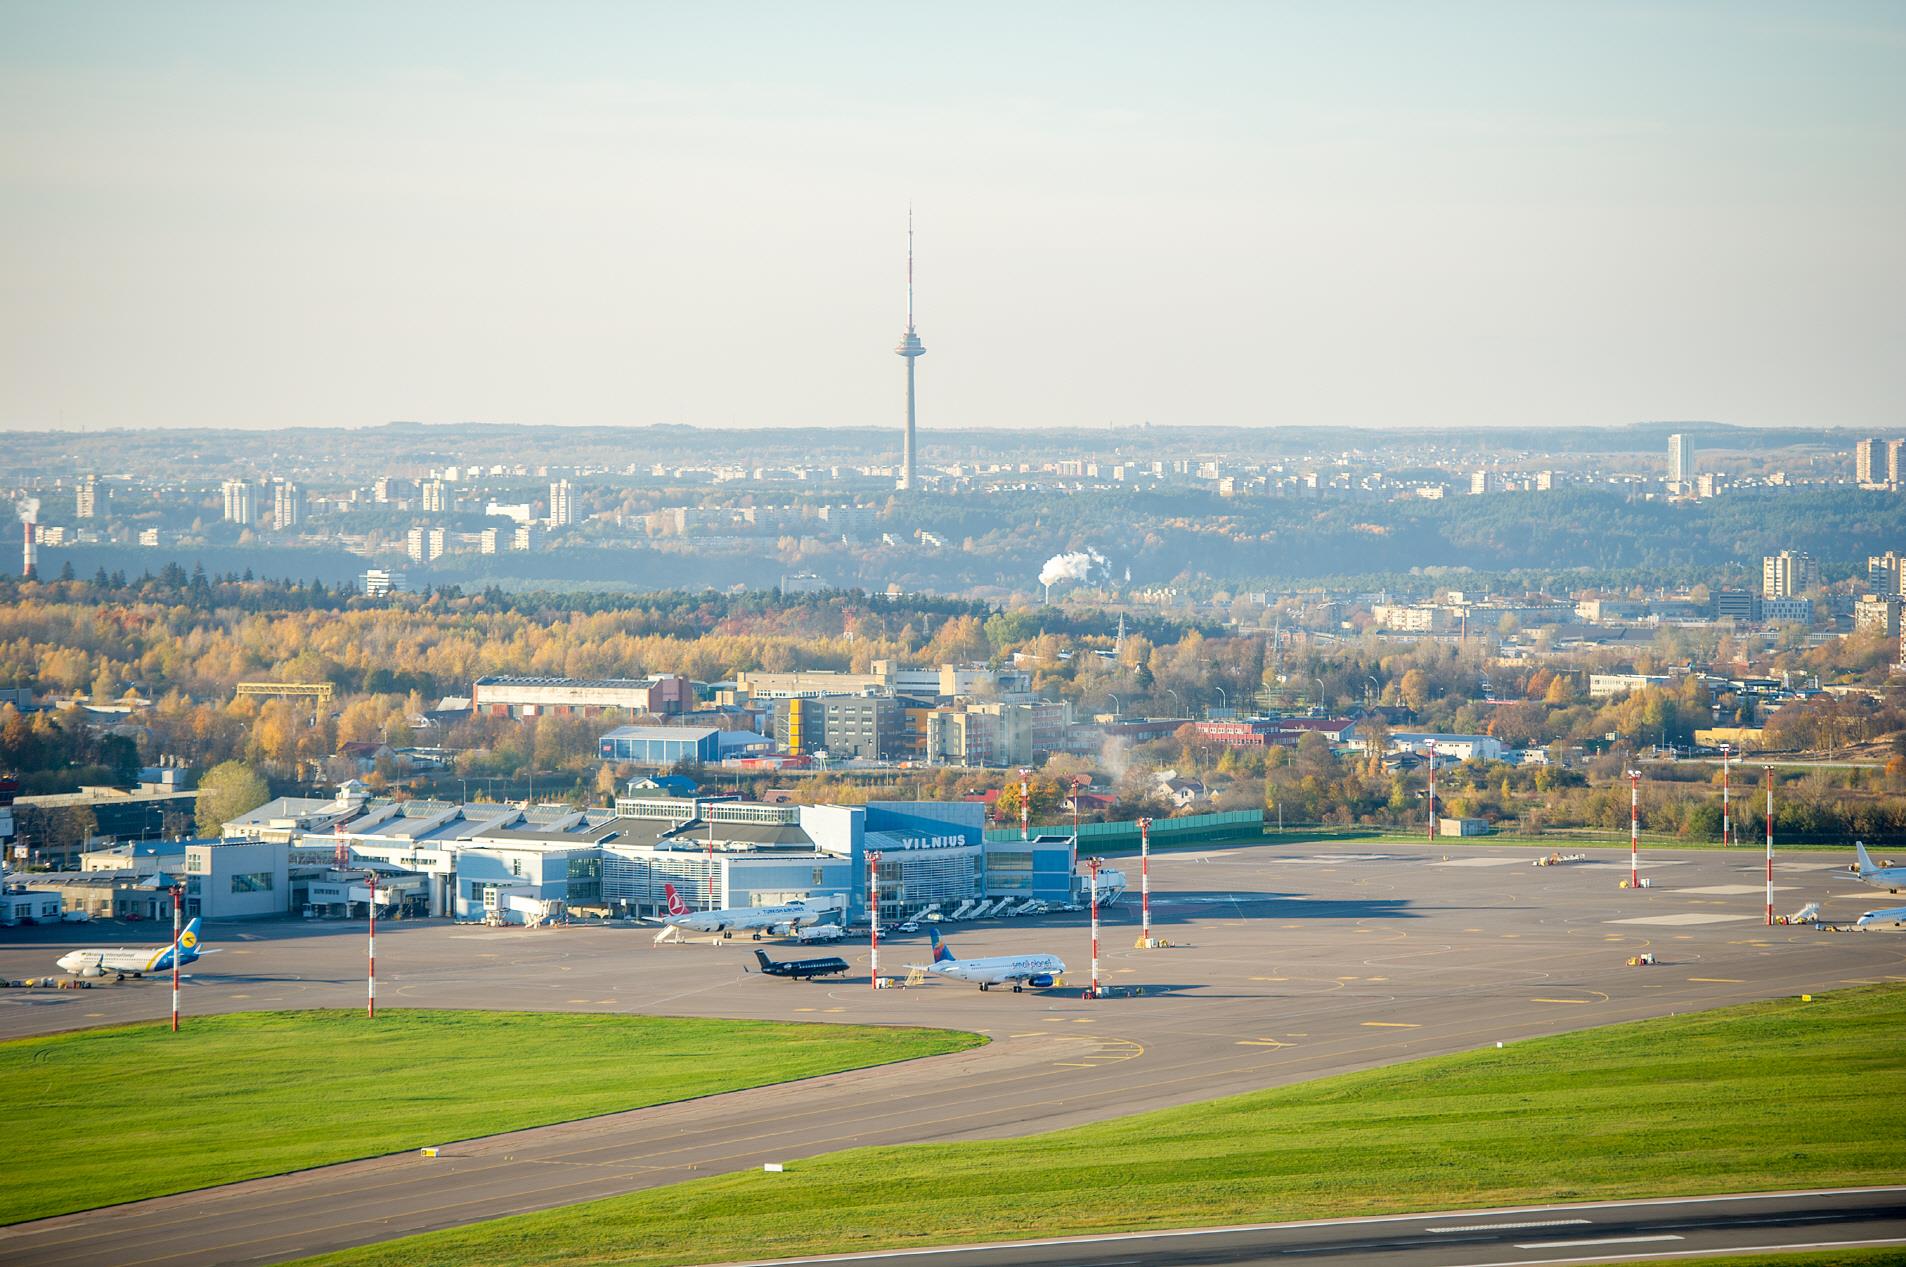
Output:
[{"xmin": 472, "ymin": 675, "xmax": 696, "ymax": 717}]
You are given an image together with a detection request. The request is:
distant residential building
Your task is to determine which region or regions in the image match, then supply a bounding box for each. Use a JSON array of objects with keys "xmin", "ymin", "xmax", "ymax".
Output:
[
  {"xmin": 1695, "ymin": 472, "xmax": 1727, "ymax": 498},
  {"xmin": 407, "ymin": 526, "xmax": 446, "ymax": 562},
  {"xmin": 1468, "ymin": 470, "xmax": 1498, "ymax": 496},
  {"xmin": 1370, "ymin": 604, "xmax": 1449, "ymax": 633},
  {"xmin": 137, "ymin": 527, "xmax": 160, "ymax": 547},
  {"xmin": 548, "ymin": 479, "xmax": 575, "ymax": 527},
  {"xmin": 479, "ymin": 527, "xmax": 501, "ymax": 554},
  {"xmin": 75, "ymin": 474, "xmax": 99, "ymax": 519},
  {"xmin": 1854, "ymin": 595, "xmax": 1900, "ymax": 638},
  {"xmin": 221, "ymin": 479, "xmax": 255, "ymax": 525},
  {"xmin": 359, "ymin": 569, "xmax": 408, "ymax": 597},
  {"xmin": 1869, "ymin": 552, "xmax": 1904, "ymax": 596},
  {"xmin": 780, "ymin": 572, "xmax": 828, "ymax": 594},
  {"xmin": 1667, "ymin": 433, "xmax": 1695, "ymax": 493},
  {"xmin": 271, "ymin": 481, "xmax": 303, "ymax": 530},
  {"xmin": 1762, "ymin": 550, "xmax": 1818, "ymax": 599},
  {"xmin": 421, "ymin": 479, "xmax": 448, "ymax": 513},
  {"xmin": 1534, "ymin": 470, "xmax": 1556, "ymax": 491},
  {"xmin": 511, "ymin": 523, "xmax": 542, "ymax": 551},
  {"xmin": 924, "ymin": 701, "xmax": 1034, "ymax": 767},
  {"xmin": 1761, "ymin": 596, "xmax": 1814, "ymax": 625},
  {"xmin": 1855, "ymin": 438, "xmax": 1904, "ymax": 490},
  {"xmin": 486, "ymin": 501, "xmax": 535, "ymax": 524}
]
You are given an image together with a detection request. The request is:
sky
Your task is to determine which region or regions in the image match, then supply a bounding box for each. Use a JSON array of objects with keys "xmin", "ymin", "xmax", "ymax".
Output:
[{"xmin": 1, "ymin": 1, "xmax": 1902, "ymax": 433}]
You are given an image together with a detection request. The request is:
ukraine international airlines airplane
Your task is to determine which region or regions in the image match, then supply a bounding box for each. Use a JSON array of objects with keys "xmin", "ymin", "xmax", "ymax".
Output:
[
  {"xmin": 654, "ymin": 883, "xmax": 830, "ymax": 938},
  {"xmin": 913, "ymin": 927, "xmax": 1065, "ymax": 992},
  {"xmin": 57, "ymin": 918, "xmax": 216, "ymax": 979}
]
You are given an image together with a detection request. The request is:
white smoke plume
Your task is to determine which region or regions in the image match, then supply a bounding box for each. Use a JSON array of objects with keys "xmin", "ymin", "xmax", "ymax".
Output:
[
  {"xmin": 16, "ymin": 498, "xmax": 40, "ymax": 523},
  {"xmin": 1038, "ymin": 548, "xmax": 1109, "ymax": 590}
]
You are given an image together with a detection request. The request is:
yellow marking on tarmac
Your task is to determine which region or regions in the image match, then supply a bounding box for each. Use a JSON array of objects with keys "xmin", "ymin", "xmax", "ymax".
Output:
[
  {"xmin": 1687, "ymin": 978, "xmax": 1744, "ymax": 984},
  {"xmin": 1251, "ymin": 976, "xmax": 1290, "ymax": 982},
  {"xmin": 1361, "ymin": 1021, "xmax": 1420, "ymax": 1028},
  {"xmin": 823, "ymin": 1007, "xmax": 845, "ymax": 1013},
  {"xmin": 1071, "ymin": 1017, "xmax": 1095, "ymax": 1023},
  {"xmin": 793, "ymin": 1007, "xmax": 817, "ymax": 1012},
  {"xmin": 1116, "ymin": 968, "xmax": 1136, "ymax": 973},
  {"xmin": 85, "ymin": 1012, "xmax": 105, "ymax": 1018},
  {"xmin": 1337, "ymin": 975, "xmax": 1362, "ymax": 981},
  {"xmin": 1237, "ymin": 1039, "xmax": 1291, "ymax": 1047},
  {"xmin": 1532, "ymin": 997, "xmax": 1595, "ymax": 1005},
  {"xmin": 567, "ymin": 998, "xmax": 591, "ymax": 1003},
  {"xmin": 1008, "ymin": 1031, "xmax": 1047, "ymax": 1037},
  {"xmin": 1054, "ymin": 1062, "xmax": 1097, "ymax": 1068},
  {"xmin": 229, "ymin": 994, "xmax": 250, "ymax": 1000},
  {"xmin": 1288, "ymin": 1032, "xmax": 1309, "ymax": 1036},
  {"xmin": 1500, "ymin": 933, "xmax": 1521, "ymax": 939},
  {"xmin": 1366, "ymin": 976, "xmax": 1388, "ymax": 982},
  {"xmin": 1465, "ymin": 928, "xmax": 1483, "ymax": 933}
]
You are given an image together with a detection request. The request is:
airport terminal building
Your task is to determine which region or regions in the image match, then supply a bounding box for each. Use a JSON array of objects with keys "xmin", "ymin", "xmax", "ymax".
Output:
[{"xmin": 223, "ymin": 783, "xmax": 1090, "ymax": 925}]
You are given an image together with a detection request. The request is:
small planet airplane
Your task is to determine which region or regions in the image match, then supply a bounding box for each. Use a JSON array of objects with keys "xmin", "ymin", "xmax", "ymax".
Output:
[
  {"xmin": 57, "ymin": 918, "xmax": 216, "ymax": 979},
  {"xmin": 913, "ymin": 926, "xmax": 1065, "ymax": 992},
  {"xmin": 750, "ymin": 949, "xmax": 850, "ymax": 980}
]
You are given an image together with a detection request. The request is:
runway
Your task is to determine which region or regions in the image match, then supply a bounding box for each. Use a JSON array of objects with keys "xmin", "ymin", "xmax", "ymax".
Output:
[
  {"xmin": 713, "ymin": 1188, "xmax": 1906, "ymax": 1267},
  {"xmin": 2, "ymin": 840, "xmax": 1902, "ymax": 1266}
]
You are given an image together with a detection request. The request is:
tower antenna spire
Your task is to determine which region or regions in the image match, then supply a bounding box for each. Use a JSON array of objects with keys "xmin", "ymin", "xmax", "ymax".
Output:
[{"xmin": 894, "ymin": 205, "xmax": 926, "ymax": 491}]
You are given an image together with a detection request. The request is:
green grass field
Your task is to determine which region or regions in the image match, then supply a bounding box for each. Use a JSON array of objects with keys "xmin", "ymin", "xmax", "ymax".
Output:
[
  {"xmin": 0, "ymin": 1009, "xmax": 979, "ymax": 1226},
  {"xmin": 306, "ymin": 985, "xmax": 1906, "ymax": 1267}
]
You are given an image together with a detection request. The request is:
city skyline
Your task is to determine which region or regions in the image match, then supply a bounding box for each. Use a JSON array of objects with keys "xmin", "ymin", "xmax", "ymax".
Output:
[{"xmin": 2, "ymin": 3, "xmax": 1903, "ymax": 433}]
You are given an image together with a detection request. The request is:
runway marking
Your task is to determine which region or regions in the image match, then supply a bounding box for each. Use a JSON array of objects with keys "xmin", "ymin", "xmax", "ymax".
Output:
[
  {"xmin": 1237, "ymin": 1039, "xmax": 1291, "ymax": 1047},
  {"xmin": 1429, "ymin": 1218, "xmax": 1590, "ymax": 1233},
  {"xmin": 793, "ymin": 1007, "xmax": 816, "ymax": 1012},
  {"xmin": 1531, "ymin": 997, "xmax": 1594, "ymax": 1005},
  {"xmin": 1607, "ymin": 912, "xmax": 1755, "ymax": 926},
  {"xmin": 1517, "ymin": 1234, "xmax": 1683, "ymax": 1248},
  {"xmin": 1681, "ymin": 884, "xmax": 1796, "ymax": 896},
  {"xmin": 567, "ymin": 998, "xmax": 591, "ymax": 1003},
  {"xmin": 1008, "ymin": 1031, "xmax": 1047, "ymax": 1038},
  {"xmin": 1361, "ymin": 1021, "xmax": 1419, "ymax": 1028},
  {"xmin": 1434, "ymin": 856, "xmax": 1526, "ymax": 867},
  {"xmin": 1687, "ymin": 977, "xmax": 1744, "ymax": 984},
  {"xmin": 1251, "ymin": 976, "xmax": 1290, "ymax": 982}
]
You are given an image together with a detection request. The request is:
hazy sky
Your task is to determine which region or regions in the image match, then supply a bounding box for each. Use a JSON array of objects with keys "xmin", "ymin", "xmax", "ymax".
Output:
[{"xmin": 2, "ymin": 2, "xmax": 1902, "ymax": 432}]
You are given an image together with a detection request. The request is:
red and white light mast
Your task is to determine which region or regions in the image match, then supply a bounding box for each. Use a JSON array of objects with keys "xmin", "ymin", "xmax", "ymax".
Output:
[
  {"xmin": 867, "ymin": 849, "xmax": 883, "ymax": 990},
  {"xmin": 1426, "ymin": 741, "xmax": 1437, "ymax": 844},
  {"xmin": 365, "ymin": 869, "xmax": 377, "ymax": 1019},
  {"xmin": 1720, "ymin": 743, "xmax": 1732, "ymax": 846},
  {"xmin": 1085, "ymin": 857, "xmax": 1103, "ymax": 999},
  {"xmin": 170, "ymin": 884, "xmax": 182, "ymax": 1033},
  {"xmin": 1765, "ymin": 765, "xmax": 1775, "ymax": 926},
  {"xmin": 1629, "ymin": 768, "xmax": 1641, "ymax": 889},
  {"xmin": 1019, "ymin": 767, "xmax": 1031, "ymax": 843},
  {"xmin": 1138, "ymin": 817, "xmax": 1153, "ymax": 947}
]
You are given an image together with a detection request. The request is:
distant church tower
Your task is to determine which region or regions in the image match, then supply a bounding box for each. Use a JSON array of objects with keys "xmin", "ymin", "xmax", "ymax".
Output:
[{"xmin": 895, "ymin": 210, "xmax": 925, "ymax": 491}]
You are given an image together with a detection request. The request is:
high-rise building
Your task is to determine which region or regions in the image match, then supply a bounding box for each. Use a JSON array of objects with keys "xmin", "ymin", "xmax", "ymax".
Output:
[
  {"xmin": 359, "ymin": 569, "xmax": 408, "ymax": 597},
  {"xmin": 894, "ymin": 212, "xmax": 925, "ymax": 491},
  {"xmin": 1855, "ymin": 438, "xmax": 1904, "ymax": 489},
  {"xmin": 479, "ymin": 527, "xmax": 500, "ymax": 555},
  {"xmin": 548, "ymin": 479, "xmax": 574, "ymax": 527},
  {"xmin": 1868, "ymin": 551, "xmax": 1903, "ymax": 595},
  {"xmin": 221, "ymin": 479, "xmax": 255, "ymax": 525},
  {"xmin": 406, "ymin": 526, "xmax": 446, "ymax": 562},
  {"xmin": 1762, "ymin": 549, "xmax": 1818, "ymax": 599},
  {"xmin": 1667, "ymin": 433, "xmax": 1695, "ymax": 493},
  {"xmin": 75, "ymin": 475, "xmax": 99, "ymax": 519},
  {"xmin": 271, "ymin": 481, "xmax": 303, "ymax": 530},
  {"xmin": 421, "ymin": 479, "xmax": 448, "ymax": 513}
]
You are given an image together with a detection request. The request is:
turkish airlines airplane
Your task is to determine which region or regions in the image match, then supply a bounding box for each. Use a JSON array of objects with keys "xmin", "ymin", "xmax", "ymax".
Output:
[{"xmin": 654, "ymin": 882, "xmax": 830, "ymax": 938}]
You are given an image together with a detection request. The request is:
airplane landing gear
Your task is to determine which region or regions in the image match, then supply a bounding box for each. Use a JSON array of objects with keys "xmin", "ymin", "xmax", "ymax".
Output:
[
  {"xmin": 979, "ymin": 982, "xmax": 989, "ymax": 991},
  {"xmin": 1012, "ymin": 984, "xmax": 1023, "ymax": 993}
]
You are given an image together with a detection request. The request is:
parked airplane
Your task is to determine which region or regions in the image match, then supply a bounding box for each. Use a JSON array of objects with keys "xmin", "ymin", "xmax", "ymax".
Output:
[
  {"xmin": 655, "ymin": 883, "xmax": 830, "ymax": 938},
  {"xmin": 1855, "ymin": 905, "xmax": 1906, "ymax": 928},
  {"xmin": 57, "ymin": 918, "xmax": 215, "ymax": 979},
  {"xmin": 1854, "ymin": 843, "xmax": 1906, "ymax": 893},
  {"xmin": 750, "ymin": 949, "xmax": 850, "ymax": 980},
  {"xmin": 913, "ymin": 927, "xmax": 1065, "ymax": 992}
]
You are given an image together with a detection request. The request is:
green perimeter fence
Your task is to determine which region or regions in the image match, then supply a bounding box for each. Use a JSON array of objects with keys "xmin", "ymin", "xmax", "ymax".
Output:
[{"xmin": 984, "ymin": 809, "xmax": 1265, "ymax": 849}]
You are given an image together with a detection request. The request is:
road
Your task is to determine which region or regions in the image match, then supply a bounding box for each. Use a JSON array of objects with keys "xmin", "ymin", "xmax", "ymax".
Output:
[
  {"xmin": 2, "ymin": 841, "xmax": 1902, "ymax": 1266},
  {"xmin": 713, "ymin": 1189, "xmax": 1906, "ymax": 1267}
]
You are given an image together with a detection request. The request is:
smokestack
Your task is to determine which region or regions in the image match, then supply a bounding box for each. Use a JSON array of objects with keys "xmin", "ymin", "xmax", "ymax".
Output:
[{"xmin": 21, "ymin": 519, "xmax": 35, "ymax": 580}]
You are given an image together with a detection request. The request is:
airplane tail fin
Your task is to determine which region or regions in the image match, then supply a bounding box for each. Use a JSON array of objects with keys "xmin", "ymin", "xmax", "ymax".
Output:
[
  {"xmin": 1855, "ymin": 841, "xmax": 1878, "ymax": 874},
  {"xmin": 664, "ymin": 883, "xmax": 688, "ymax": 916},
  {"xmin": 927, "ymin": 926, "xmax": 955, "ymax": 963},
  {"xmin": 753, "ymin": 949, "xmax": 772, "ymax": 969},
  {"xmin": 178, "ymin": 917, "xmax": 203, "ymax": 954}
]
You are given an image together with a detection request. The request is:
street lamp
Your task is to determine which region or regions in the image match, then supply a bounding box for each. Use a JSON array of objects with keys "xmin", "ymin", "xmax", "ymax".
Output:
[
  {"xmin": 1212, "ymin": 685, "xmax": 1227, "ymax": 714},
  {"xmin": 1106, "ymin": 692, "xmax": 1121, "ymax": 719}
]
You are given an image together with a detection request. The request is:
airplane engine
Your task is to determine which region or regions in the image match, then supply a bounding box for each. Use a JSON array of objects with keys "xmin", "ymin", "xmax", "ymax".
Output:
[{"xmin": 1025, "ymin": 974, "xmax": 1055, "ymax": 988}]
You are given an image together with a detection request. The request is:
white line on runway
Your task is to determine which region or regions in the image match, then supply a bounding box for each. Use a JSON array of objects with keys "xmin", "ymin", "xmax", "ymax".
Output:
[
  {"xmin": 1515, "ymin": 1235, "xmax": 1682, "ymax": 1248},
  {"xmin": 1430, "ymin": 1220, "xmax": 1589, "ymax": 1233}
]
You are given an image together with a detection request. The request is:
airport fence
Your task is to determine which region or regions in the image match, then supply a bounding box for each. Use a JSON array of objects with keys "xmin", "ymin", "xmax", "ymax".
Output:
[{"xmin": 984, "ymin": 808, "xmax": 1264, "ymax": 849}]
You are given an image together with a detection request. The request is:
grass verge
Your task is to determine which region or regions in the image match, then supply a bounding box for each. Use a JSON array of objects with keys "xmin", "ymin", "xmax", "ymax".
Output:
[
  {"xmin": 305, "ymin": 985, "xmax": 1906, "ymax": 1267},
  {"xmin": 0, "ymin": 1008, "xmax": 978, "ymax": 1225}
]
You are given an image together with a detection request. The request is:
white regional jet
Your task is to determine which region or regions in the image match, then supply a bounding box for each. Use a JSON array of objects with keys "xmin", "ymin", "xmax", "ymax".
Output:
[
  {"xmin": 57, "ymin": 918, "xmax": 216, "ymax": 979},
  {"xmin": 654, "ymin": 882, "xmax": 830, "ymax": 939},
  {"xmin": 913, "ymin": 926, "xmax": 1065, "ymax": 992},
  {"xmin": 1853, "ymin": 843, "xmax": 1906, "ymax": 893}
]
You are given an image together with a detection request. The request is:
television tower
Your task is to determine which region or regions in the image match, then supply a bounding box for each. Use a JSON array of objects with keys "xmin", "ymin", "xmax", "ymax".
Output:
[{"xmin": 894, "ymin": 210, "xmax": 925, "ymax": 491}]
